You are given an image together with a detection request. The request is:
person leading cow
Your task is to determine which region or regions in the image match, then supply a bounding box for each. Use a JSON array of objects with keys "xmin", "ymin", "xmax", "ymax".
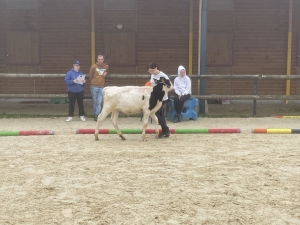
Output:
[{"xmin": 148, "ymin": 62, "xmax": 171, "ymax": 138}]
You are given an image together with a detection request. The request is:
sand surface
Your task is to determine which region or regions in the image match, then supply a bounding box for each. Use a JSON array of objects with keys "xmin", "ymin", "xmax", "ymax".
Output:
[{"xmin": 0, "ymin": 116, "xmax": 299, "ymax": 224}]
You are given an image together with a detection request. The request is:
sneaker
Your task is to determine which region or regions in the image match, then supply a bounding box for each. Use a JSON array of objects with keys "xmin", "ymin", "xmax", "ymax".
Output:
[
  {"xmin": 164, "ymin": 130, "xmax": 170, "ymax": 137},
  {"xmin": 173, "ymin": 115, "xmax": 178, "ymax": 123},
  {"xmin": 66, "ymin": 117, "xmax": 72, "ymax": 122},
  {"xmin": 177, "ymin": 114, "xmax": 181, "ymax": 122},
  {"xmin": 80, "ymin": 116, "xmax": 86, "ymax": 122}
]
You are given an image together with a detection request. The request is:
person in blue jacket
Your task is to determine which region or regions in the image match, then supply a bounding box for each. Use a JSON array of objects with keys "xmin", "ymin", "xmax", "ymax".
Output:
[{"xmin": 64, "ymin": 60, "xmax": 86, "ymax": 122}]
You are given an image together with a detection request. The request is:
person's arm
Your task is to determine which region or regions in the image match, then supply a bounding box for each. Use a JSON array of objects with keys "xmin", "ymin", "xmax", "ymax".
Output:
[
  {"xmin": 174, "ymin": 78, "xmax": 180, "ymax": 95},
  {"xmin": 64, "ymin": 71, "xmax": 74, "ymax": 86},
  {"xmin": 182, "ymin": 77, "xmax": 191, "ymax": 95},
  {"xmin": 89, "ymin": 65, "xmax": 95, "ymax": 80},
  {"xmin": 102, "ymin": 65, "xmax": 109, "ymax": 77},
  {"xmin": 150, "ymin": 74, "xmax": 155, "ymax": 86},
  {"xmin": 162, "ymin": 73, "xmax": 170, "ymax": 81},
  {"xmin": 81, "ymin": 72, "xmax": 86, "ymax": 87}
]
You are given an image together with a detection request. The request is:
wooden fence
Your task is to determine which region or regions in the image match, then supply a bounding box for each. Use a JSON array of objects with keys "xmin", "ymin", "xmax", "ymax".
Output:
[{"xmin": 1, "ymin": 73, "xmax": 300, "ymax": 115}]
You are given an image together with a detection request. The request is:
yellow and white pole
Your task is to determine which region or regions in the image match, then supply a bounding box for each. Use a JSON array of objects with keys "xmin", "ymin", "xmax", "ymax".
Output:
[
  {"xmin": 285, "ymin": 0, "xmax": 293, "ymax": 104},
  {"xmin": 198, "ymin": 0, "xmax": 202, "ymax": 95},
  {"xmin": 189, "ymin": 0, "xmax": 193, "ymax": 75},
  {"xmin": 91, "ymin": 0, "xmax": 96, "ymax": 65}
]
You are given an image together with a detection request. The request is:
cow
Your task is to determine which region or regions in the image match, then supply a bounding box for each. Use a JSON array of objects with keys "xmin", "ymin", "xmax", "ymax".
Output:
[{"xmin": 94, "ymin": 78, "xmax": 173, "ymax": 142}]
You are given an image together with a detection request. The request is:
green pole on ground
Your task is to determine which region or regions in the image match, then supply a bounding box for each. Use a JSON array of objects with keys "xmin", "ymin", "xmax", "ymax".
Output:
[
  {"xmin": 0, "ymin": 131, "xmax": 19, "ymax": 136},
  {"xmin": 109, "ymin": 129, "xmax": 143, "ymax": 134},
  {"xmin": 174, "ymin": 128, "xmax": 209, "ymax": 134}
]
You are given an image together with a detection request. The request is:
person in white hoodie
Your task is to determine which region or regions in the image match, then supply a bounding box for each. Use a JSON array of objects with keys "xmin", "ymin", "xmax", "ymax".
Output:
[{"xmin": 173, "ymin": 65, "xmax": 191, "ymax": 123}]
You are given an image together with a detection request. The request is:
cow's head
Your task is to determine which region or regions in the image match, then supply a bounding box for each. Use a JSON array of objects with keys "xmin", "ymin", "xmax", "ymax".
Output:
[
  {"xmin": 154, "ymin": 77, "xmax": 172, "ymax": 89},
  {"xmin": 149, "ymin": 77, "xmax": 173, "ymax": 110}
]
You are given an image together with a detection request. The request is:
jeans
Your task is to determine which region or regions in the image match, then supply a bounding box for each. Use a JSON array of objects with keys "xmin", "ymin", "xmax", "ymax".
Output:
[{"xmin": 90, "ymin": 86, "xmax": 103, "ymax": 115}]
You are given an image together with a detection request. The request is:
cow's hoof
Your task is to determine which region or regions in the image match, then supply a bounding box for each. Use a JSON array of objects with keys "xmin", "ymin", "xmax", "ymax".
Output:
[
  {"xmin": 120, "ymin": 135, "xmax": 126, "ymax": 140},
  {"xmin": 142, "ymin": 139, "xmax": 148, "ymax": 142}
]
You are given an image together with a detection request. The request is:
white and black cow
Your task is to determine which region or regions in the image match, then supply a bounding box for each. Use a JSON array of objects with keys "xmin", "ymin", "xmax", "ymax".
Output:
[{"xmin": 94, "ymin": 78, "xmax": 173, "ymax": 141}]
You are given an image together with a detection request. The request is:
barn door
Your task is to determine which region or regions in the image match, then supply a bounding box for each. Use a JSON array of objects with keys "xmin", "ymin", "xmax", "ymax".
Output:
[
  {"xmin": 206, "ymin": 32, "xmax": 233, "ymax": 66},
  {"xmin": 104, "ymin": 32, "xmax": 136, "ymax": 66},
  {"xmin": 6, "ymin": 31, "xmax": 40, "ymax": 65}
]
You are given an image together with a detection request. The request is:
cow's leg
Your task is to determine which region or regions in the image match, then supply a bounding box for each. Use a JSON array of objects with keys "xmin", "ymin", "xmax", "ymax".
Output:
[
  {"xmin": 110, "ymin": 110, "xmax": 125, "ymax": 140},
  {"xmin": 150, "ymin": 112, "xmax": 159, "ymax": 138},
  {"xmin": 142, "ymin": 111, "xmax": 151, "ymax": 142},
  {"xmin": 150, "ymin": 100, "xmax": 162, "ymax": 139},
  {"xmin": 94, "ymin": 109, "xmax": 110, "ymax": 141}
]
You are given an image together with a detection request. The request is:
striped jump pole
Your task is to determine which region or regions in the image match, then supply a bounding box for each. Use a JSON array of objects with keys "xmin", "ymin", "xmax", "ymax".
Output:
[
  {"xmin": 273, "ymin": 116, "xmax": 300, "ymax": 118},
  {"xmin": 76, "ymin": 128, "xmax": 241, "ymax": 134},
  {"xmin": 252, "ymin": 128, "xmax": 300, "ymax": 134},
  {"xmin": 0, "ymin": 130, "xmax": 55, "ymax": 136}
]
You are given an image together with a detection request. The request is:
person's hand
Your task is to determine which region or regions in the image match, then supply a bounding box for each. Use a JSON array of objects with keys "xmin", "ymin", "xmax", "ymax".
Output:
[
  {"xmin": 103, "ymin": 72, "xmax": 107, "ymax": 77},
  {"xmin": 178, "ymin": 94, "xmax": 182, "ymax": 99},
  {"xmin": 73, "ymin": 79, "xmax": 78, "ymax": 83},
  {"xmin": 82, "ymin": 80, "xmax": 86, "ymax": 83}
]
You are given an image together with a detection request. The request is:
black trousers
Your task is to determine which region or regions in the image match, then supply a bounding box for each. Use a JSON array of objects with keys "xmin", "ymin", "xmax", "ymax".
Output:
[
  {"xmin": 174, "ymin": 94, "xmax": 190, "ymax": 114},
  {"xmin": 155, "ymin": 100, "xmax": 169, "ymax": 132},
  {"xmin": 68, "ymin": 91, "xmax": 85, "ymax": 117}
]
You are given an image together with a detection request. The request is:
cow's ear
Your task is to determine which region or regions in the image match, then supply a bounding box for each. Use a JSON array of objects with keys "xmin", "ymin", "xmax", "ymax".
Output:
[{"xmin": 164, "ymin": 79, "xmax": 171, "ymax": 88}]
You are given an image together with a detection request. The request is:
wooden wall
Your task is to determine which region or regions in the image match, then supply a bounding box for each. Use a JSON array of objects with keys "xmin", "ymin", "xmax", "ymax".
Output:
[
  {"xmin": 201, "ymin": 0, "xmax": 235, "ymax": 95},
  {"xmin": 0, "ymin": 0, "xmax": 8, "ymax": 94},
  {"xmin": 100, "ymin": 0, "xmax": 190, "ymax": 87},
  {"xmin": 233, "ymin": 0, "xmax": 291, "ymax": 95},
  {"xmin": 0, "ymin": 0, "xmax": 6, "ymax": 73},
  {"xmin": 197, "ymin": 0, "xmax": 300, "ymax": 95},
  {"xmin": 297, "ymin": 2, "xmax": 300, "ymax": 70},
  {"xmin": 3, "ymin": 0, "xmax": 40, "ymax": 73},
  {"xmin": 0, "ymin": 0, "xmax": 299, "ymax": 96},
  {"xmin": 39, "ymin": 0, "xmax": 91, "ymax": 73}
]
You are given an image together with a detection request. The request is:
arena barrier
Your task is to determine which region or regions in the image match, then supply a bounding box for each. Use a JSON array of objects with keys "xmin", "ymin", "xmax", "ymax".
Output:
[
  {"xmin": 273, "ymin": 116, "xmax": 300, "ymax": 118},
  {"xmin": 0, "ymin": 130, "xmax": 55, "ymax": 136},
  {"xmin": 76, "ymin": 128, "xmax": 241, "ymax": 134},
  {"xmin": 2, "ymin": 73, "xmax": 300, "ymax": 117},
  {"xmin": 252, "ymin": 128, "xmax": 300, "ymax": 134}
]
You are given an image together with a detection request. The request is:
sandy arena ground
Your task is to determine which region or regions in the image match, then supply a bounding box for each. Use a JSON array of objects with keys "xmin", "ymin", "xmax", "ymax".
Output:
[{"xmin": 0, "ymin": 115, "xmax": 300, "ymax": 224}]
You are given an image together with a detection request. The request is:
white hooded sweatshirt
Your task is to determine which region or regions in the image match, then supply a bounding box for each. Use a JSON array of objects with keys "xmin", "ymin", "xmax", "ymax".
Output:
[{"xmin": 174, "ymin": 65, "xmax": 191, "ymax": 96}]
